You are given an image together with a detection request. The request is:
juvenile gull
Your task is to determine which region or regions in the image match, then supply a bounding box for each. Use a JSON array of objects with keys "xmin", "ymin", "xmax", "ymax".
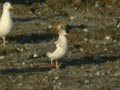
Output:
[
  {"xmin": 47, "ymin": 24, "xmax": 68, "ymax": 70},
  {"xmin": 0, "ymin": 2, "xmax": 13, "ymax": 45}
]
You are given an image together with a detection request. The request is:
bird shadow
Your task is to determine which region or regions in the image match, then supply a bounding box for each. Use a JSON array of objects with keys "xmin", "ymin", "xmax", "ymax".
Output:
[
  {"xmin": 13, "ymin": 17, "xmax": 39, "ymax": 22},
  {"xmin": 3, "ymin": 0, "xmax": 45, "ymax": 4},
  {"xmin": 60, "ymin": 55, "xmax": 120, "ymax": 69},
  {"xmin": 13, "ymin": 12, "xmax": 68, "ymax": 23},
  {"xmin": 0, "ymin": 67, "xmax": 50, "ymax": 75},
  {"xmin": 66, "ymin": 24, "xmax": 88, "ymax": 33},
  {"xmin": 0, "ymin": 56, "xmax": 119, "ymax": 74},
  {"xmin": 7, "ymin": 33, "xmax": 57, "ymax": 44}
]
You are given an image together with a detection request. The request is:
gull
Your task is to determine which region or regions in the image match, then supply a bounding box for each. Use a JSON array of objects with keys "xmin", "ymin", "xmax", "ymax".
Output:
[
  {"xmin": 0, "ymin": 2, "xmax": 14, "ymax": 45},
  {"xmin": 47, "ymin": 24, "xmax": 68, "ymax": 70},
  {"xmin": 116, "ymin": 17, "xmax": 120, "ymax": 28}
]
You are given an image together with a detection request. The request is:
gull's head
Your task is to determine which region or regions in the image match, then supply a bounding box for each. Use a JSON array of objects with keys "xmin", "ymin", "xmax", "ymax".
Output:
[
  {"xmin": 57, "ymin": 23, "xmax": 67, "ymax": 30},
  {"xmin": 59, "ymin": 30, "xmax": 68, "ymax": 36},
  {"xmin": 57, "ymin": 24, "xmax": 62, "ymax": 30},
  {"xmin": 3, "ymin": 2, "xmax": 13, "ymax": 10}
]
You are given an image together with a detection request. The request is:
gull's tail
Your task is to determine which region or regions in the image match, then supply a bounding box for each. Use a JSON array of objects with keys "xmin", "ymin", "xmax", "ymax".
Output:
[{"xmin": 47, "ymin": 52, "xmax": 52, "ymax": 58}]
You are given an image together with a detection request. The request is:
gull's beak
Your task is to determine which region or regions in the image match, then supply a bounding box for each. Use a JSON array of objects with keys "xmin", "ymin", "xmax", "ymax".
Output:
[
  {"xmin": 65, "ymin": 32, "xmax": 68, "ymax": 36},
  {"xmin": 10, "ymin": 6, "xmax": 14, "ymax": 10}
]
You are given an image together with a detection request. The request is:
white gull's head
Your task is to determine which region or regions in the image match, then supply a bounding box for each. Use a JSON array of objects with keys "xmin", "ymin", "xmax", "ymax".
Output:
[
  {"xmin": 3, "ymin": 2, "xmax": 13, "ymax": 10},
  {"xmin": 59, "ymin": 30, "xmax": 68, "ymax": 36},
  {"xmin": 57, "ymin": 24, "xmax": 62, "ymax": 30}
]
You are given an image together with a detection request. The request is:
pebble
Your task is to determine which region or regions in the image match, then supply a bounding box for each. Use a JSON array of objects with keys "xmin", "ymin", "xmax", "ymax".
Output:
[
  {"xmin": 58, "ymin": 82, "xmax": 62, "ymax": 86},
  {"xmin": 83, "ymin": 28, "xmax": 88, "ymax": 32},
  {"xmin": 104, "ymin": 47, "xmax": 107, "ymax": 51},
  {"xmin": 53, "ymin": 80, "xmax": 56, "ymax": 83},
  {"xmin": 95, "ymin": 44, "xmax": 99, "ymax": 48},
  {"xmin": 96, "ymin": 71, "xmax": 101, "ymax": 76},
  {"xmin": 107, "ymin": 70, "xmax": 111, "ymax": 74},
  {"xmin": 117, "ymin": 22, "xmax": 120, "ymax": 28},
  {"xmin": 80, "ymin": 48, "xmax": 84, "ymax": 52},
  {"xmin": 89, "ymin": 74, "xmax": 93, "ymax": 77},
  {"xmin": 101, "ymin": 72, "xmax": 105, "ymax": 76},
  {"xmin": 95, "ymin": 1, "xmax": 100, "ymax": 8},
  {"xmin": 15, "ymin": 46, "xmax": 24, "ymax": 53},
  {"xmin": 89, "ymin": 39, "xmax": 94, "ymax": 43},
  {"xmin": 18, "ymin": 75, "xmax": 23, "ymax": 79},
  {"xmin": 96, "ymin": 85, "xmax": 100, "ymax": 88},
  {"xmin": 48, "ymin": 24, "xmax": 52, "ymax": 29},
  {"xmin": 81, "ymin": 66, "xmax": 85, "ymax": 69},
  {"xmin": 22, "ymin": 62, "xmax": 25, "ymax": 65},
  {"xmin": 113, "ymin": 72, "xmax": 120, "ymax": 76},
  {"xmin": 17, "ymin": 83, "xmax": 22, "ymax": 86},
  {"xmin": 84, "ymin": 73, "xmax": 88, "ymax": 77},
  {"xmin": 55, "ymin": 76, "xmax": 59, "ymax": 80},
  {"xmin": 84, "ymin": 80, "xmax": 90, "ymax": 84},
  {"xmin": 69, "ymin": 16, "xmax": 75, "ymax": 22},
  {"xmin": 105, "ymin": 36, "xmax": 111, "ymax": 41},
  {"xmin": 33, "ymin": 53, "xmax": 38, "ymax": 58},
  {"xmin": 84, "ymin": 38, "xmax": 88, "ymax": 42},
  {"xmin": 30, "ymin": 64, "xmax": 33, "ymax": 67},
  {"xmin": 113, "ymin": 39, "xmax": 117, "ymax": 43},
  {"xmin": 0, "ymin": 56, "xmax": 5, "ymax": 59},
  {"xmin": 74, "ymin": 7, "xmax": 77, "ymax": 10}
]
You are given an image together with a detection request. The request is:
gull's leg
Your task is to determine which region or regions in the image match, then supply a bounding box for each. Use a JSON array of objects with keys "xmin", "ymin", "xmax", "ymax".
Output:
[
  {"xmin": 50, "ymin": 60, "xmax": 54, "ymax": 70},
  {"xmin": 2, "ymin": 37, "xmax": 6, "ymax": 46},
  {"xmin": 54, "ymin": 40, "xmax": 58, "ymax": 44},
  {"xmin": 56, "ymin": 60, "xmax": 59, "ymax": 69}
]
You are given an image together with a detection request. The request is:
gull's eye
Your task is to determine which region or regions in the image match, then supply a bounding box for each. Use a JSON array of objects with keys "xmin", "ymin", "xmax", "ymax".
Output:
[
  {"xmin": 5, "ymin": 4, "xmax": 8, "ymax": 6},
  {"xmin": 5, "ymin": 3, "xmax": 9, "ymax": 6}
]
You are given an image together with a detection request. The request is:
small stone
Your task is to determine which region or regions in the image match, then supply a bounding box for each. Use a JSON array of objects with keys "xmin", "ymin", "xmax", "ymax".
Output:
[
  {"xmin": 85, "ymin": 80, "xmax": 89, "ymax": 84},
  {"xmin": 96, "ymin": 85, "xmax": 100, "ymax": 88},
  {"xmin": 95, "ymin": 1, "xmax": 100, "ymax": 8},
  {"xmin": 86, "ymin": 85, "xmax": 90, "ymax": 88},
  {"xmin": 104, "ymin": 47, "xmax": 107, "ymax": 51},
  {"xmin": 30, "ymin": 64, "xmax": 33, "ymax": 67},
  {"xmin": 22, "ymin": 62, "xmax": 25, "ymax": 65},
  {"xmin": 107, "ymin": 70, "xmax": 111, "ymax": 74},
  {"xmin": 69, "ymin": 16, "xmax": 75, "ymax": 21},
  {"xmin": 96, "ymin": 71, "xmax": 100, "ymax": 76},
  {"xmin": 89, "ymin": 74, "xmax": 93, "ymax": 77},
  {"xmin": 0, "ymin": 56, "xmax": 5, "ymax": 59},
  {"xmin": 80, "ymin": 48, "xmax": 84, "ymax": 52},
  {"xmin": 53, "ymin": 80, "xmax": 56, "ymax": 83},
  {"xmin": 83, "ymin": 28, "xmax": 88, "ymax": 32},
  {"xmin": 84, "ymin": 73, "xmax": 88, "ymax": 77},
  {"xmin": 81, "ymin": 66, "xmax": 85, "ymax": 69},
  {"xmin": 55, "ymin": 76, "xmax": 59, "ymax": 80},
  {"xmin": 17, "ymin": 83, "xmax": 22, "ymax": 86},
  {"xmin": 74, "ymin": 7, "xmax": 77, "ymax": 10},
  {"xmin": 58, "ymin": 82, "xmax": 62, "ymax": 86},
  {"xmin": 105, "ymin": 36, "xmax": 111, "ymax": 40},
  {"xmin": 89, "ymin": 39, "xmax": 94, "ymax": 43},
  {"xmin": 96, "ymin": 44, "xmax": 99, "ymax": 48},
  {"xmin": 101, "ymin": 72, "xmax": 105, "ymax": 76},
  {"xmin": 84, "ymin": 38, "xmax": 88, "ymax": 42},
  {"xmin": 37, "ymin": 11, "xmax": 41, "ymax": 15},
  {"xmin": 114, "ymin": 72, "xmax": 120, "ymax": 76},
  {"xmin": 18, "ymin": 75, "xmax": 23, "ymax": 79},
  {"xmin": 48, "ymin": 24, "xmax": 52, "ymax": 29},
  {"xmin": 113, "ymin": 40, "xmax": 117, "ymax": 42},
  {"xmin": 33, "ymin": 53, "xmax": 38, "ymax": 58},
  {"xmin": 117, "ymin": 22, "xmax": 120, "ymax": 28},
  {"xmin": 16, "ymin": 47, "xmax": 24, "ymax": 53}
]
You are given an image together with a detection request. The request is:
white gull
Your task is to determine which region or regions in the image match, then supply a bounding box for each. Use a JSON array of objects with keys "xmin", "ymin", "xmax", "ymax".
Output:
[
  {"xmin": 0, "ymin": 2, "xmax": 13, "ymax": 45},
  {"xmin": 47, "ymin": 24, "xmax": 68, "ymax": 70}
]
